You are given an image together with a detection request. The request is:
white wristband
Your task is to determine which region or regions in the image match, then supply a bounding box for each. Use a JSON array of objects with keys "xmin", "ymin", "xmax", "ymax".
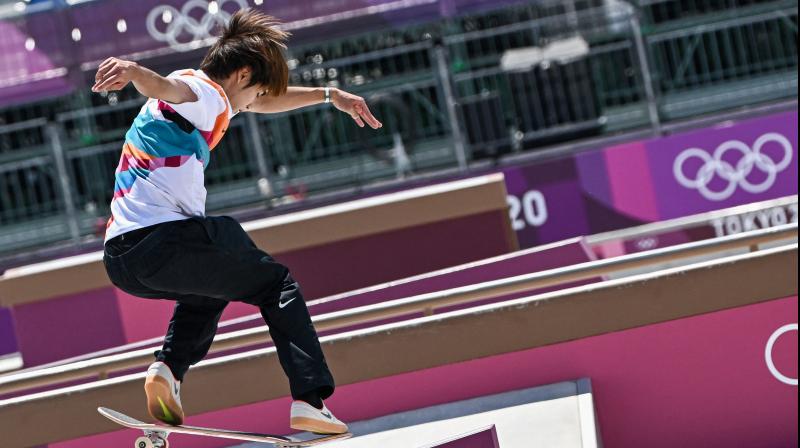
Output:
[{"xmin": 323, "ymin": 87, "xmax": 332, "ymax": 104}]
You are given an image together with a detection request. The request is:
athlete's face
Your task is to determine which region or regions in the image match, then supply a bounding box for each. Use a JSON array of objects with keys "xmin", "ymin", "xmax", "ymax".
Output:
[{"xmin": 227, "ymin": 69, "xmax": 267, "ymax": 114}]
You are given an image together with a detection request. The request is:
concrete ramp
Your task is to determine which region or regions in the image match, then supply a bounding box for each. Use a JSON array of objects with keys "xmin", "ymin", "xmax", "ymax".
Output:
[
  {"xmin": 323, "ymin": 395, "xmax": 599, "ymax": 448},
  {"xmin": 236, "ymin": 379, "xmax": 600, "ymax": 448}
]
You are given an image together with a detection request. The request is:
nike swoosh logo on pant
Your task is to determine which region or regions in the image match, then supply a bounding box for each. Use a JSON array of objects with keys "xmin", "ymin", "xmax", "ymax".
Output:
[{"xmin": 279, "ymin": 298, "xmax": 297, "ymax": 309}]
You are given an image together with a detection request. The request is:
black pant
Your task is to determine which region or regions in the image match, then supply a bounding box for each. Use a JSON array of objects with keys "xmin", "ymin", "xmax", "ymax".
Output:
[{"xmin": 103, "ymin": 216, "xmax": 334, "ymax": 401}]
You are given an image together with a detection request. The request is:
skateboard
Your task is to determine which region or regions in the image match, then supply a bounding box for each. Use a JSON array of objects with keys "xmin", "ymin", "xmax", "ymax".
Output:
[{"xmin": 98, "ymin": 407, "xmax": 353, "ymax": 448}]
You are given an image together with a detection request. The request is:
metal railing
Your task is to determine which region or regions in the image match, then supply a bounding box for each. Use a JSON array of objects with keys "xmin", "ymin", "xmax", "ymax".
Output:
[
  {"xmin": 0, "ymin": 1, "xmax": 797, "ymax": 256},
  {"xmin": 0, "ymin": 222, "xmax": 795, "ymax": 396},
  {"xmin": 648, "ymin": 8, "xmax": 798, "ymax": 91},
  {"xmin": 636, "ymin": 0, "xmax": 795, "ymax": 26},
  {"xmin": 10, "ymin": 193, "xmax": 794, "ymax": 374}
]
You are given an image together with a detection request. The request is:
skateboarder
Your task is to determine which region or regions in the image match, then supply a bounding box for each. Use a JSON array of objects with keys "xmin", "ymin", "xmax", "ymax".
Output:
[{"xmin": 96, "ymin": 8, "xmax": 382, "ymax": 434}]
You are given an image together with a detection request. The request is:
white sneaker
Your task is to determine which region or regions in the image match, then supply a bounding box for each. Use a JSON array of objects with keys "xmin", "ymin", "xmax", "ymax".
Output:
[
  {"xmin": 290, "ymin": 400, "xmax": 348, "ymax": 434},
  {"xmin": 144, "ymin": 361, "xmax": 184, "ymax": 425}
]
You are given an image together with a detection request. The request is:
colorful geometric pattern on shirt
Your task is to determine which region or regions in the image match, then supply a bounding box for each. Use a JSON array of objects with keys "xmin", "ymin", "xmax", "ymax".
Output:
[
  {"xmin": 178, "ymin": 70, "xmax": 230, "ymax": 150},
  {"xmin": 157, "ymin": 101, "xmax": 196, "ymax": 134},
  {"xmin": 113, "ymin": 154, "xmax": 195, "ymax": 199},
  {"xmin": 125, "ymin": 108, "xmax": 211, "ymax": 165},
  {"xmin": 104, "ymin": 69, "xmax": 231, "ymax": 243},
  {"xmin": 157, "ymin": 100, "xmax": 217, "ymax": 145}
]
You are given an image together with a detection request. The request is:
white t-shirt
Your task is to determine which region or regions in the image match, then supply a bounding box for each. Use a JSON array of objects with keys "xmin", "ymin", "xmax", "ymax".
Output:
[{"xmin": 104, "ymin": 69, "xmax": 234, "ymax": 243}]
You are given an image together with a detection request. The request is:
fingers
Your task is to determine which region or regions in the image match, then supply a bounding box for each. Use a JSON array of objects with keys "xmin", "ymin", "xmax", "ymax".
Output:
[
  {"xmin": 96, "ymin": 58, "xmax": 115, "ymax": 77},
  {"xmin": 93, "ymin": 60, "xmax": 119, "ymax": 92},
  {"xmin": 93, "ymin": 58, "xmax": 132, "ymax": 92},
  {"xmin": 93, "ymin": 71, "xmax": 122, "ymax": 92},
  {"xmin": 356, "ymin": 102, "xmax": 382, "ymax": 129},
  {"xmin": 92, "ymin": 76, "xmax": 114, "ymax": 92},
  {"xmin": 351, "ymin": 113, "xmax": 365, "ymax": 128},
  {"xmin": 332, "ymin": 90, "xmax": 383, "ymax": 129},
  {"xmin": 94, "ymin": 59, "xmax": 117, "ymax": 84}
]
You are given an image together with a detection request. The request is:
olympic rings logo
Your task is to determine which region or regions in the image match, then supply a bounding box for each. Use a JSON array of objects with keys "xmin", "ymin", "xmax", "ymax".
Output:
[
  {"xmin": 673, "ymin": 132, "xmax": 794, "ymax": 201},
  {"xmin": 765, "ymin": 323, "xmax": 797, "ymax": 386},
  {"xmin": 146, "ymin": 0, "xmax": 249, "ymax": 51}
]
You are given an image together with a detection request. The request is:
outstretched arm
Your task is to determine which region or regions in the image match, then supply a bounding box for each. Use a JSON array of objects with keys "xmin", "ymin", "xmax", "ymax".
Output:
[
  {"xmin": 247, "ymin": 87, "xmax": 327, "ymax": 114},
  {"xmin": 249, "ymin": 87, "xmax": 383, "ymax": 129},
  {"xmin": 91, "ymin": 57, "xmax": 197, "ymax": 104}
]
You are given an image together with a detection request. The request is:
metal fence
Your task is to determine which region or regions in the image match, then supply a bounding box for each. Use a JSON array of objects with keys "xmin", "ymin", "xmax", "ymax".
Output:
[
  {"xmin": 635, "ymin": 0, "xmax": 785, "ymax": 25},
  {"xmin": 651, "ymin": 7, "xmax": 797, "ymax": 115},
  {"xmin": 0, "ymin": 0, "xmax": 797, "ymax": 256}
]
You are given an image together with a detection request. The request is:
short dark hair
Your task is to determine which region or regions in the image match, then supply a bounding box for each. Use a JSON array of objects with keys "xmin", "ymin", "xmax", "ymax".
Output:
[{"xmin": 200, "ymin": 9, "xmax": 290, "ymax": 97}]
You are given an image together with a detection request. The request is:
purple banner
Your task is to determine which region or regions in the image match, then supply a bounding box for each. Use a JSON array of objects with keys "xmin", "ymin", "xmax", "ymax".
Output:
[
  {"xmin": 648, "ymin": 111, "xmax": 798, "ymax": 219},
  {"xmin": 504, "ymin": 110, "xmax": 799, "ymax": 249},
  {"xmin": 504, "ymin": 158, "xmax": 591, "ymax": 249}
]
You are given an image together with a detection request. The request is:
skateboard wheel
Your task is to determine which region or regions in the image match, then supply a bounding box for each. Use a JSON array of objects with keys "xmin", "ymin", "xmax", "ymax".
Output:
[
  {"xmin": 135, "ymin": 436, "xmax": 154, "ymax": 448},
  {"xmin": 135, "ymin": 436, "xmax": 168, "ymax": 448}
]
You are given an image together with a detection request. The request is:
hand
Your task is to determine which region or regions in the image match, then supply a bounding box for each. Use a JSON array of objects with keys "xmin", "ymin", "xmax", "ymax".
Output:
[
  {"xmin": 92, "ymin": 57, "xmax": 140, "ymax": 93},
  {"xmin": 331, "ymin": 89, "xmax": 383, "ymax": 129}
]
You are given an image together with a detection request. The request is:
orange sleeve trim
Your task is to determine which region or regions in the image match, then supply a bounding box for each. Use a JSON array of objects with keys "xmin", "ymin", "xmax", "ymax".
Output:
[{"xmin": 180, "ymin": 70, "xmax": 231, "ymax": 151}]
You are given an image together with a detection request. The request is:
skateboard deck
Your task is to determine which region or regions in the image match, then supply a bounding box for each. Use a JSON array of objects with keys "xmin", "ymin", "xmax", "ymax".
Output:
[{"xmin": 98, "ymin": 407, "xmax": 352, "ymax": 448}]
